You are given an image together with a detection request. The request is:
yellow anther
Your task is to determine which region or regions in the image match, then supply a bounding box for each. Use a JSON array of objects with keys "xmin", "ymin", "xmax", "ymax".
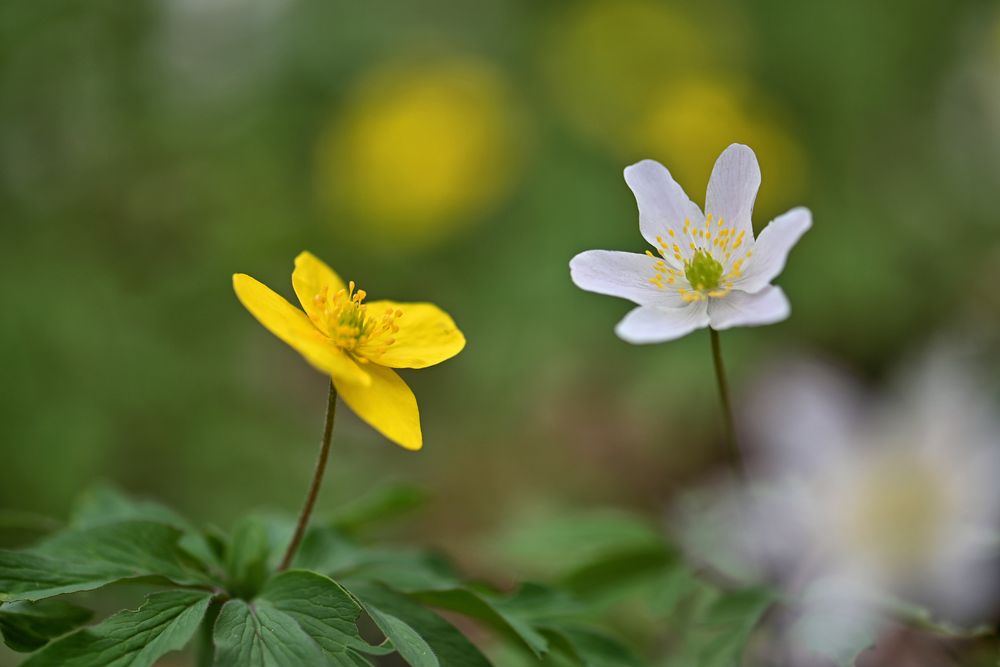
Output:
[{"xmin": 315, "ymin": 280, "xmax": 400, "ymax": 357}]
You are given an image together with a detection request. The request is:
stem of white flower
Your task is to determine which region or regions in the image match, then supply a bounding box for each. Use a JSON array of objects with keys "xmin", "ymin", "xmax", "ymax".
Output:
[
  {"xmin": 708, "ymin": 328, "xmax": 747, "ymax": 479},
  {"xmin": 277, "ymin": 380, "xmax": 338, "ymax": 571}
]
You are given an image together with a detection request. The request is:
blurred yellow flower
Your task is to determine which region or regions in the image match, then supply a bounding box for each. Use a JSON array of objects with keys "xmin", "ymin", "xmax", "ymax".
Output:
[
  {"xmin": 543, "ymin": 0, "xmax": 806, "ymax": 213},
  {"xmin": 317, "ymin": 58, "xmax": 522, "ymax": 251},
  {"xmin": 233, "ymin": 252, "xmax": 465, "ymax": 450},
  {"xmin": 635, "ymin": 79, "xmax": 808, "ymax": 216},
  {"xmin": 543, "ymin": 0, "xmax": 713, "ymax": 144}
]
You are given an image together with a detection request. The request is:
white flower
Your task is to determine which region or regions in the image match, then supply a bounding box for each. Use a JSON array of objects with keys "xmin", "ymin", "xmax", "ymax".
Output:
[
  {"xmin": 741, "ymin": 350, "xmax": 1000, "ymax": 644},
  {"xmin": 673, "ymin": 349, "xmax": 1000, "ymax": 660},
  {"xmin": 570, "ymin": 144, "xmax": 811, "ymax": 343}
]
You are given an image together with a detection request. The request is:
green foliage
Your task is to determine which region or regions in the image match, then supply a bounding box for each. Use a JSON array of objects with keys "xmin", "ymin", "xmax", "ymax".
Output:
[
  {"xmin": 22, "ymin": 591, "xmax": 211, "ymax": 667},
  {"xmin": 409, "ymin": 587, "xmax": 549, "ymax": 657},
  {"xmin": 348, "ymin": 581, "xmax": 492, "ymax": 667},
  {"xmin": 212, "ymin": 598, "xmax": 331, "ymax": 666},
  {"xmin": 1, "ymin": 486, "xmax": 677, "ymax": 667},
  {"xmin": 258, "ymin": 570, "xmax": 390, "ymax": 664},
  {"xmin": 3, "ymin": 483, "xmax": 991, "ymax": 666},
  {"xmin": 0, "ymin": 600, "xmax": 92, "ymax": 652},
  {"xmin": 0, "ymin": 520, "xmax": 214, "ymax": 603},
  {"xmin": 664, "ymin": 586, "xmax": 774, "ymax": 667},
  {"xmin": 328, "ymin": 483, "xmax": 430, "ymax": 535},
  {"xmin": 223, "ymin": 518, "xmax": 271, "ymax": 600}
]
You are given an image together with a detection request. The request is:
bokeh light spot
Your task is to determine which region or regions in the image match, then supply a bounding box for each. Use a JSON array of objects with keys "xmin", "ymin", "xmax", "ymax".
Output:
[
  {"xmin": 317, "ymin": 57, "xmax": 523, "ymax": 252},
  {"xmin": 635, "ymin": 79, "xmax": 808, "ymax": 216}
]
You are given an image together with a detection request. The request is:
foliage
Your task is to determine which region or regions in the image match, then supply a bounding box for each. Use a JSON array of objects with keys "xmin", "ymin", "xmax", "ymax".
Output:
[
  {"xmin": 1, "ymin": 483, "xmax": 996, "ymax": 666},
  {"xmin": 0, "ymin": 486, "xmax": 650, "ymax": 666}
]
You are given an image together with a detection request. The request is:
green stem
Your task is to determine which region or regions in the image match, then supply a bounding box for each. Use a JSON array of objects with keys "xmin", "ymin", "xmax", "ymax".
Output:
[
  {"xmin": 708, "ymin": 328, "xmax": 745, "ymax": 478},
  {"xmin": 277, "ymin": 380, "xmax": 338, "ymax": 571}
]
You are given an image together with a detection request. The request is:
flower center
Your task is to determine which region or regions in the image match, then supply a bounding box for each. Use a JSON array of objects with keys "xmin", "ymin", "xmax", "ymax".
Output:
[
  {"xmin": 837, "ymin": 455, "xmax": 952, "ymax": 579},
  {"xmin": 313, "ymin": 281, "xmax": 403, "ymax": 358},
  {"xmin": 646, "ymin": 214, "xmax": 750, "ymax": 302},
  {"xmin": 684, "ymin": 249, "xmax": 723, "ymax": 292}
]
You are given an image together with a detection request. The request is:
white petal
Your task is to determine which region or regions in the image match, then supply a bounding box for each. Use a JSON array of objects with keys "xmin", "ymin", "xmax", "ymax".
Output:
[
  {"xmin": 736, "ymin": 207, "xmax": 811, "ymax": 293},
  {"xmin": 741, "ymin": 358, "xmax": 867, "ymax": 477},
  {"xmin": 570, "ymin": 250, "xmax": 686, "ymax": 307},
  {"xmin": 707, "ymin": 286, "xmax": 790, "ymax": 330},
  {"xmin": 614, "ymin": 302, "xmax": 709, "ymax": 344},
  {"xmin": 624, "ymin": 159, "xmax": 704, "ymax": 251},
  {"xmin": 705, "ymin": 144, "xmax": 760, "ymax": 240}
]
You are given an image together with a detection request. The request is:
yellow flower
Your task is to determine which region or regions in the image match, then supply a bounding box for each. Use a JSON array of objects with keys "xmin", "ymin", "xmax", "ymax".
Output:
[
  {"xmin": 634, "ymin": 78, "xmax": 807, "ymax": 216},
  {"xmin": 233, "ymin": 252, "xmax": 465, "ymax": 450},
  {"xmin": 317, "ymin": 57, "xmax": 522, "ymax": 251}
]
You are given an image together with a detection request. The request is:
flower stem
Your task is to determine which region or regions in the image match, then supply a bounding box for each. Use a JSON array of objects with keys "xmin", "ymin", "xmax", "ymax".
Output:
[
  {"xmin": 277, "ymin": 380, "xmax": 338, "ymax": 571},
  {"xmin": 708, "ymin": 328, "xmax": 745, "ymax": 478}
]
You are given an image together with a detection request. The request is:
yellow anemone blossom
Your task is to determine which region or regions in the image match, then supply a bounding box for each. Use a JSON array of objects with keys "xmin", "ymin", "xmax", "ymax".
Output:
[{"xmin": 233, "ymin": 252, "xmax": 465, "ymax": 450}]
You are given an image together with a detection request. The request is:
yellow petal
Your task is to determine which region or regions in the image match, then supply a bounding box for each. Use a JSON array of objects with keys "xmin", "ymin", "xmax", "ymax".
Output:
[
  {"xmin": 357, "ymin": 300, "xmax": 466, "ymax": 369},
  {"xmin": 291, "ymin": 251, "xmax": 346, "ymax": 332},
  {"xmin": 335, "ymin": 364, "xmax": 422, "ymax": 450},
  {"xmin": 233, "ymin": 273, "xmax": 370, "ymax": 387}
]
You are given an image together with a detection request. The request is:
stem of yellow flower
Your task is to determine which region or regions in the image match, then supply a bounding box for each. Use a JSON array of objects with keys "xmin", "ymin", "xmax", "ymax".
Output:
[
  {"xmin": 708, "ymin": 328, "xmax": 746, "ymax": 479},
  {"xmin": 277, "ymin": 380, "xmax": 338, "ymax": 571}
]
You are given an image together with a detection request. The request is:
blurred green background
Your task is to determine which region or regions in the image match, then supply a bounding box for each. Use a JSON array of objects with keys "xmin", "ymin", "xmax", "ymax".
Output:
[{"xmin": 3, "ymin": 0, "xmax": 1000, "ymax": 615}]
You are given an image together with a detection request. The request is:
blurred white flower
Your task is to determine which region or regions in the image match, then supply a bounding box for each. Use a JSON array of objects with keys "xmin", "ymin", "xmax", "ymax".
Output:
[
  {"xmin": 570, "ymin": 144, "xmax": 810, "ymax": 343},
  {"xmin": 740, "ymin": 349, "xmax": 1000, "ymax": 655}
]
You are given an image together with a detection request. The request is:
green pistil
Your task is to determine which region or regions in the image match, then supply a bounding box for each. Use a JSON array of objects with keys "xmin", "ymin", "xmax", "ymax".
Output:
[{"xmin": 684, "ymin": 249, "xmax": 724, "ymax": 291}]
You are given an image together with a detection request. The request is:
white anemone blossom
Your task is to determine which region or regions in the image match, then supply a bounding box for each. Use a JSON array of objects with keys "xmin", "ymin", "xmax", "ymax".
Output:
[
  {"xmin": 570, "ymin": 144, "xmax": 811, "ymax": 343},
  {"xmin": 739, "ymin": 351, "xmax": 1000, "ymax": 654}
]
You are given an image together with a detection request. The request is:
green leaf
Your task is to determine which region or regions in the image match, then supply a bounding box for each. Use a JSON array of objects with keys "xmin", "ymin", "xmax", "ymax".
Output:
[
  {"xmin": 0, "ymin": 550, "xmax": 114, "ymax": 602},
  {"xmin": 260, "ymin": 570, "xmax": 388, "ymax": 665},
  {"xmin": 669, "ymin": 587, "xmax": 774, "ymax": 667},
  {"xmin": 36, "ymin": 520, "xmax": 202, "ymax": 579},
  {"xmin": 347, "ymin": 581, "xmax": 492, "ymax": 667},
  {"xmin": 225, "ymin": 518, "xmax": 270, "ymax": 600},
  {"xmin": 490, "ymin": 583, "xmax": 583, "ymax": 621},
  {"xmin": 69, "ymin": 484, "xmax": 191, "ymax": 531},
  {"xmin": 330, "ymin": 483, "xmax": 429, "ymax": 534},
  {"xmin": 0, "ymin": 521, "xmax": 214, "ymax": 602},
  {"xmin": 410, "ymin": 587, "xmax": 548, "ymax": 657},
  {"xmin": 22, "ymin": 590, "xmax": 211, "ymax": 667},
  {"xmin": 295, "ymin": 526, "xmax": 459, "ymax": 592},
  {"xmin": 545, "ymin": 626, "xmax": 643, "ymax": 667},
  {"xmin": 68, "ymin": 485, "xmax": 225, "ymax": 578},
  {"xmin": 212, "ymin": 598, "xmax": 329, "ymax": 667},
  {"xmin": 560, "ymin": 544, "xmax": 679, "ymax": 602},
  {"xmin": 364, "ymin": 606, "xmax": 438, "ymax": 667},
  {"xmin": 489, "ymin": 508, "xmax": 664, "ymax": 580},
  {"xmin": 0, "ymin": 600, "xmax": 92, "ymax": 652}
]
